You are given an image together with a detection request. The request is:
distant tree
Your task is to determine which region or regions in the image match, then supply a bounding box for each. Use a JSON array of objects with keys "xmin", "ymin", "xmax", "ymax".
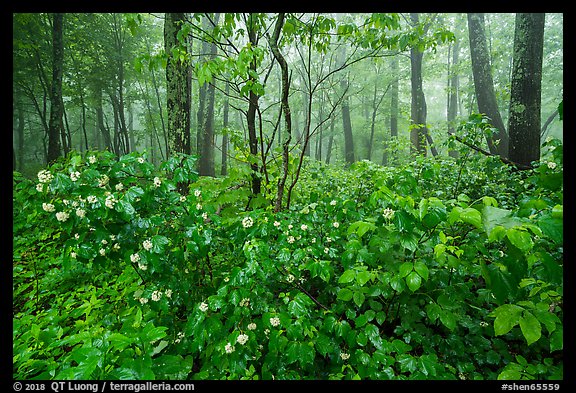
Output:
[
  {"xmin": 508, "ymin": 13, "xmax": 545, "ymax": 167},
  {"xmin": 467, "ymin": 13, "xmax": 509, "ymax": 157},
  {"xmin": 47, "ymin": 13, "xmax": 64, "ymax": 164}
]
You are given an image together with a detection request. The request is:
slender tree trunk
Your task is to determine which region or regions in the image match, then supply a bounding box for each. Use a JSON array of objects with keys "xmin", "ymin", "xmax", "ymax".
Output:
[
  {"xmin": 221, "ymin": 81, "xmax": 230, "ymax": 176},
  {"xmin": 199, "ymin": 13, "xmax": 221, "ymax": 177},
  {"xmin": 47, "ymin": 13, "xmax": 64, "ymax": 164},
  {"xmin": 447, "ymin": 19, "xmax": 461, "ymax": 158},
  {"xmin": 246, "ymin": 13, "xmax": 261, "ymax": 196},
  {"xmin": 384, "ymin": 57, "xmax": 399, "ymax": 166},
  {"xmin": 95, "ymin": 87, "xmax": 112, "ymax": 151},
  {"xmin": 325, "ymin": 118, "xmax": 334, "ymax": 165},
  {"xmin": 467, "ymin": 13, "xmax": 509, "ymax": 157},
  {"xmin": 508, "ymin": 13, "xmax": 545, "ymax": 167},
  {"xmin": 16, "ymin": 102, "xmax": 25, "ymax": 171}
]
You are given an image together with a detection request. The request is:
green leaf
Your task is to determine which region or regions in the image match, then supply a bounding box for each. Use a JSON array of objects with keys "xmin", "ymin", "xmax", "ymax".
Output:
[
  {"xmin": 337, "ymin": 288, "xmax": 353, "ymax": 301},
  {"xmin": 356, "ymin": 271, "xmax": 372, "ymax": 286},
  {"xmin": 413, "ymin": 261, "xmax": 429, "ymax": 281},
  {"xmin": 338, "ymin": 269, "xmax": 356, "ymax": 284},
  {"xmin": 348, "ymin": 220, "xmax": 376, "ymax": 238},
  {"xmin": 492, "ymin": 304, "xmax": 524, "ymax": 336},
  {"xmin": 398, "ymin": 262, "xmax": 413, "ymax": 278},
  {"xmin": 405, "ymin": 271, "xmax": 422, "ymax": 292},
  {"xmin": 425, "ymin": 303, "xmax": 442, "ymax": 322},
  {"xmin": 439, "ymin": 310, "xmax": 456, "ymax": 331},
  {"xmin": 550, "ymin": 326, "xmax": 563, "ymax": 352},
  {"xmin": 459, "ymin": 207, "xmax": 483, "ymax": 229},
  {"xmin": 151, "ymin": 235, "xmax": 170, "ymax": 254},
  {"xmin": 353, "ymin": 290, "xmax": 365, "ymax": 307},
  {"xmin": 519, "ymin": 311, "xmax": 541, "ymax": 345},
  {"xmin": 506, "ymin": 228, "xmax": 533, "ymax": 253}
]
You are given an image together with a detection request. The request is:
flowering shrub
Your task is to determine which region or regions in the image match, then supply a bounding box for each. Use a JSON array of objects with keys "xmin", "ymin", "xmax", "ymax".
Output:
[{"xmin": 13, "ymin": 140, "xmax": 563, "ymax": 380}]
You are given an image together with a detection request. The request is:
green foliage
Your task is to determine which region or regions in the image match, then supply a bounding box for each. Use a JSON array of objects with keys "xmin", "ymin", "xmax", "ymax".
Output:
[{"xmin": 13, "ymin": 140, "xmax": 563, "ymax": 380}]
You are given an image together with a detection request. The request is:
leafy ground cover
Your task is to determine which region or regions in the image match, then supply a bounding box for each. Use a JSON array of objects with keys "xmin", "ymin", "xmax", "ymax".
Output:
[{"xmin": 13, "ymin": 137, "xmax": 563, "ymax": 380}]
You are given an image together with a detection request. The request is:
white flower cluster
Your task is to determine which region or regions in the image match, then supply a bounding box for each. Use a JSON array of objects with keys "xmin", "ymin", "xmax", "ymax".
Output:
[
  {"xmin": 70, "ymin": 171, "xmax": 81, "ymax": 182},
  {"xmin": 547, "ymin": 161, "xmax": 557, "ymax": 170},
  {"xmin": 340, "ymin": 352, "xmax": 350, "ymax": 361},
  {"xmin": 239, "ymin": 298, "xmax": 250, "ymax": 307},
  {"xmin": 194, "ymin": 189, "xmax": 202, "ymax": 197},
  {"xmin": 142, "ymin": 239, "xmax": 153, "ymax": 251},
  {"xmin": 153, "ymin": 177, "xmax": 161, "ymax": 187},
  {"xmin": 75, "ymin": 208, "xmax": 86, "ymax": 218},
  {"xmin": 56, "ymin": 211, "xmax": 69, "ymax": 222},
  {"xmin": 199, "ymin": 302, "xmax": 209, "ymax": 312},
  {"xmin": 247, "ymin": 323, "xmax": 257, "ymax": 331},
  {"xmin": 286, "ymin": 274, "xmax": 295, "ymax": 283},
  {"xmin": 98, "ymin": 175, "xmax": 109, "ymax": 187},
  {"xmin": 382, "ymin": 208, "xmax": 395, "ymax": 220},
  {"xmin": 237, "ymin": 334, "xmax": 249, "ymax": 345},
  {"xmin": 301, "ymin": 224, "xmax": 308, "ymax": 231},
  {"xmin": 273, "ymin": 221, "xmax": 281, "ymax": 228},
  {"xmin": 105, "ymin": 194, "xmax": 117, "ymax": 209},
  {"xmin": 137, "ymin": 157, "xmax": 145, "ymax": 164},
  {"xmin": 42, "ymin": 203, "xmax": 55, "ymax": 212},
  {"xmin": 225, "ymin": 342, "xmax": 235, "ymax": 354},
  {"xmin": 37, "ymin": 170, "xmax": 54, "ymax": 184},
  {"xmin": 88, "ymin": 155, "xmax": 97, "ymax": 164},
  {"xmin": 115, "ymin": 183, "xmax": 124, "ymax": 191},
  {"xmin": 330, "ymin": 200, "xmax": 337, "ymax": 206},
  {"xmin": 151, "ymin": 290, "xmax": 162, "ymax": 302},
  {"xmin": 174, "ymin": 331, "xmax": 185, "ymax": 344},
  {"xmin": 333, "ymin": 222, "xmax": 340, "ymax": 228},
  {"xmin": 87, "ymin": 195, "xmax": 98, "ymax": 204},
  {"xmin": 269, "ymin": 317, "xmax": 280, "ymax": 327},
  {"xmin": 242, "ymin": 216, "xmax": 254, "ymax": 228}
]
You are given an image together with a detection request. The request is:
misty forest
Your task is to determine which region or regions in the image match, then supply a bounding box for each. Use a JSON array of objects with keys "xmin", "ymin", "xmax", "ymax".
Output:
[{"xmin": 13, "ymin": 12, "xmax": 563, "ymax": 381}]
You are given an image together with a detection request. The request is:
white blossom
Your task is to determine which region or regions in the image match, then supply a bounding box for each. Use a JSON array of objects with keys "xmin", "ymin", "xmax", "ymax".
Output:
[
  {"xmin": 87, "ymin": 195, "xmax": 98, "ymax": 204},
  {"xmin": 202, "ymin": 212, "xmax": 208, "ymax": 220},
  {"xmin": 70, "ymin": 171, "xmax": 81, "ymax": 182},
  {"xmin": 165, "ymin": 289, "xmax": 172, "ymax": 298},
  {"xmin": 56, "ymin": 211, "xmax": 69, "ymax": 222},
  {"xmin": 324, "ymin": 247, "xmax": 330, "ymax": 254},
  {"xmin": 273, "ymin": 221, "xmax": 281, "ymax": 227},
  {"xmin": 151, "ymin": 290, "xmax": 162, "ymax": 302},
  {"xmin": 37, "ymin": 170, "xmax": 54, "ymax": 184},
  {"xmin": 138, "ymin": 262, "xmax": 147, "ymax": 271},
  {"xmin": 247, "ymin": 323, "xmax": 257, "ymax": 330},
  {"xmin": 286, "ymin": 274, "xmax": 295, "ymax": 283},
  {"xmin": 301, "ymin": 224, "xmax": 308, "ymax": 231},
  {"xmin": 75, "ymin": 208, "xmax": 86, "ymax": 218},
  {"xmin": 270, "ymin": 317, "xmax": 280, "ymax": 327},
  {"xmin": 113, "ymin": 243, "xmax": 120, "ymax": 250},
  {"xmin": 88, "ymin": 155, "xmax": 97, "ymax": 164},
  {"xmin": 287, "ymin": 236, "xmax": 295, "ymax": 244},
  {"xmin": 105, "ymin": 195, "xmax": 117, "ymax": 209},
  {"xmin": 99, "ymin": 248, "xmax": 106, "ymax": 256},
  {"xmin": 330, "ymin": 200, "xmax": 337, "ymax": 206},
  {"xmin": 98, "ymin": 175, "xmax": 109, "ymax": 187},
  {"xmin": 180, "ymin": 195, "xmax": 186, "ymax": 202},
  {"xmin": 288, "ymin": 224, "xmax": 293, "ymax": 230},
  {"xmin": 239, "ymin": 298, "xmax": 250, "ymax": 307},
  {"xmin": 70, "ymin": 252, "xmax": 77, "ymax": 259},
  {"xmin": 115, "ymin": 183, "xmax": 124, "ymax": 191},
  {"xmin": 137, "ymin": 157, "xmax": 145, "ymax": 164},
  {"xmin": 196, "ymin": 203, "xmax": 202, "ymax": 210},
  {"xmin": 382, "ymin": 208, "xmax": 395, "ymax": 220},
  {"xmin": 225, "ymin": 342, "xmax": 235, "ymax": 354},
  {"xmin": 333, "ymin": 221, "xmax": 340, "ymax": 228},
  {"xmin": 340, "ymin": 352, "xmax": 350, "ymax": 361},
  {"xmin": 237, "ymin": 334, "xmax": 249, "ymax": 345},
  {"xmin": 42, "ymin": 203, "xmax": 55, "ymax": 212},
  {"xmin": 142, "ymin": 239, "xmax": 153, "ymax": 251},
  {"xmin": 547, "ymin": 161, "xmax": 557, "ymax": 170},
  {"xmin": 139, "ymin": 297, "xmax": 148, "ymax": 305},
  {"xmin": 194, "ymin": 189, "xmax": 202, "ymax": 197},
  {"xmin": 153, "ymin": 177, "xmax": 161, "ymax": 187},
  {"xmin": 199, "ymin": 302, "xmax": 209, "ymax": 312},
  {"xmin": 130, "ymin": 253, "xmax": 141, "ymax": 263},
  {"xmin": 36, "ymin": 183, "xmax": 44, "ymax": 192},
  {"xmin": 74, "ymin": 233, "xmax": 80, "ymax": 240},
  {"xmin": 242, "ymin": 216, "xmax": 254, "ymax": 228}
]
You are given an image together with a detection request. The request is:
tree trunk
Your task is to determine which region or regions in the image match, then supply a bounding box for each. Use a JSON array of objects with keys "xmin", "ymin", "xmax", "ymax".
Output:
[
  {"xmin": 447, "ymin": 18, "xmax": 462, "ymax": 159},
  {"xmin": 47, "ymin": 13, "xmax": 64, "ymax": 164},
  {"xmin": 199, "ymin": 13, "xmax": 220, "ymax": 177},
  {"xmin": 467, "ymin": 13, "xmax": 509, "ymax": 157},
  {"xmin": 508, "ymin": 13, "xmax": 545, "ymax": 167},
  {"xmin": 16, "ymin": 102, "xmax": 25, "ymax": 171},
  {"xmin": 246, "ymin": 13, "xmax": 261, "ymax": 196},
  {"xmin": 165, "ymin": 12, "xmax": 192, "ymax": 157},
  {"xmin": 221, "ymin": 81, "xmax": 230, "ymax": 176},
  {"xmin": 384, "ymin": 57, "xmax": 399, "ymax": 166},
  {"xmin": 409, "ymin": 13, "xmax": 428, "ymax": 156}
]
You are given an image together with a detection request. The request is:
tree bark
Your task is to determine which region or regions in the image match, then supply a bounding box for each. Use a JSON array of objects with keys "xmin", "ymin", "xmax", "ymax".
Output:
[
  {"xmin": 467, "ymin": 13, "xmax": 509, "ymax": 157},
  {"xmin": 508, "ymin": 13, "xmax": 545, "ymax": 167},
  {"xmin": 165, "ymin": 13, "xmax": 192, "ymax": 157},
  {"xmin": 246, "ymin": 13, "xmax": 261, "ymax": 195},
  {"xmin": 47, "ymin": 13, "xmax": 64, "ymax": 164},
  {"xmin": 221, "ymin": 81, "xmax": 230, "ymax": 176}
]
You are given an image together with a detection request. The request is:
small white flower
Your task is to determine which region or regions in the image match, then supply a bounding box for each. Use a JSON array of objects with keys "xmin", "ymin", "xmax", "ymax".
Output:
[
  {"xmin": 74, "ymin": 233, "xmax": 80, "ymax": 240},
  {"xmin": 301, "ymin": 224, "xmax": 308, "ymax": 231},
  {"xmin": 264, "ymin": 328, "xmax": 270, "ymax": 336},
  {"xmin": 138, "ymin": 262, "xmax": 147, "ymax": 271},
  {"xmin": 101, "ymin": 239, "xmax": 108, "ymax": 245},
  {"xmin": 547, "ymin": 161, "xmax": 557, "ymax": 170},
  {"xmin": 196, "ymin": 203, "xmax": 202, "ymax": 210},
  {"xmin": 270, "ymin": 317, "xmax": 280, "ymax": 327},
  {"xmin": 105, "ymin": 195, "xmax": 117, "ymax": 209},
  {"xmin": 151, "ymin": 290, "xmax": 162, "ymax": 302},
  {"xmin": 288, "ymin": 224, "xmax": 293, "ymax": 230},
  {"xmin": 180, "ymin": 195, "xmax": 186, "ymax": 202},
  {"xmin": 142, "ymin": 239, "xmax": 153, "ymax": 251},
  {"xmin": 194, "ymin": 189, "xmax": 202, "ymax": 197},
  {"xmin": 237, "ymin": 334, "xmax": 249, "ymax": 345},
  {"xmin": 311, "ymin": 238, "xmax": 316, "ymax": 244},
  {"xmin": 109, "ymin": 234, "xmax": 116, "ymax": 240},
  {"xmin": 153, "ymin": 177, "xmax": 161, "ymax": 187},
  {"xmin": 199, "ymin": 302, "xmax": 209, "ymax": 312},
  {"xmin": 287, "ymin": 236, "xmax": 295, "ymax": 244},
  {"xmin": 98, "ymin": 175, "xmax": 109, "ymax": 187},
  {"xmin": 326, "ymin": 237, "xmax": 333, "ymax": 243},
  {"xmin": 137, "ymin": 157, "xmax": 145, "ymax": 164},
  {"xmin": 37, "ymin": 170, "xmax": 54, "ymax": 183},
  {"xmin": 242, "ymin": 216, "xmax": 254, "ymax": 228},
  {"xmin": 498, "ymin": 250, "xmax": 504, "ymax": 258},
  {"xmin": 165, "ymin": 289, "xmax": 172, "ymax": 298},
  {"xmin": 324, "ymin": 247, "xmax": 330, "ymax": 254},
  {"xmin": 130, "ymin": 253, "xmax": 141, "ymax": 263},
  {"xmin": 139, "ymin": 297, "xmax": 148, "ymax": 305},
  {"xmin": 480, "ymin": 321, "xmax": 489, "ymax": 327},
  {"xmin": 87, "ymin": 195, "xmax": 98, "ymax": 204},
  {"xmin": 36, "ymin": 183, "xmax": 44, "ymax": 192},
  {"xmin": 115, "ymin": 183, "xmax": 124, "ymax": 191},
  {"xmin": 383, "ymin": 208, "xmax": 395, "ymax": 220},
  {"xmin": 99, "ymin": 248, "xmax": 106, "ymax": 256},
  {"xmin": 70, "ymin": 171, "xmax": 81, "ymax": 182},
  {"xmin": 340, "ymin": 352, "xmax": 350, "ymax": 361},
  {"xmin": 247, "ymin": 323, "xmax": 257, "ymax": 330},
  {"xmin": 113, "ymin": 243, "xmax": 120, "ymax": 250},
  {"xmin": 225, "ymin": 342, "xmax": 235, "ymax": 354},
  {"xmin": 239, "ymin": 298, "xmax": 250, "ymax": 307},
  {"xmin": 202, "ymin": 212, "xmax": 208, "ymax": 220},
  {"xmin": 71, "ymin": 201, "xmax": 79, "ymax": 208},
  {"xmin": 224, "ymin": 277, "xmax": 230, "ymax": 282},
  {"xmin": 273, "ymin": 221, "xmax": 281, "ymax": 227},
  {"xmin": 333, "ymin": 222, "xmax": 340, "ymax": 228},
  {"xmin": 88, "ymin": 155, "xmax": 97, "ymax": 164},
  {"xmin": 75, "ymin": 208, "xmax": 86, "ymax": 218},
  {"xmin": 286, "ymin": 274, "xmax": 295, "ymax": 283},
  {"xmin": 42, "ymin": 203, "xmax": 55, "ymax": 212},
  {"xmin": 63, "ymin": 199, "xmax": 69, "ymax": 206},
  {"xmin": 330, "ymin": 200, "xmax": 337, "ymax": 206},
  {"xmin": 70, "ymin": 252, "xmax": 77, "ymax": 259},
  {"xmin": 55, "ymin": 211, "xmax": 69, "ymax": 222}
]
